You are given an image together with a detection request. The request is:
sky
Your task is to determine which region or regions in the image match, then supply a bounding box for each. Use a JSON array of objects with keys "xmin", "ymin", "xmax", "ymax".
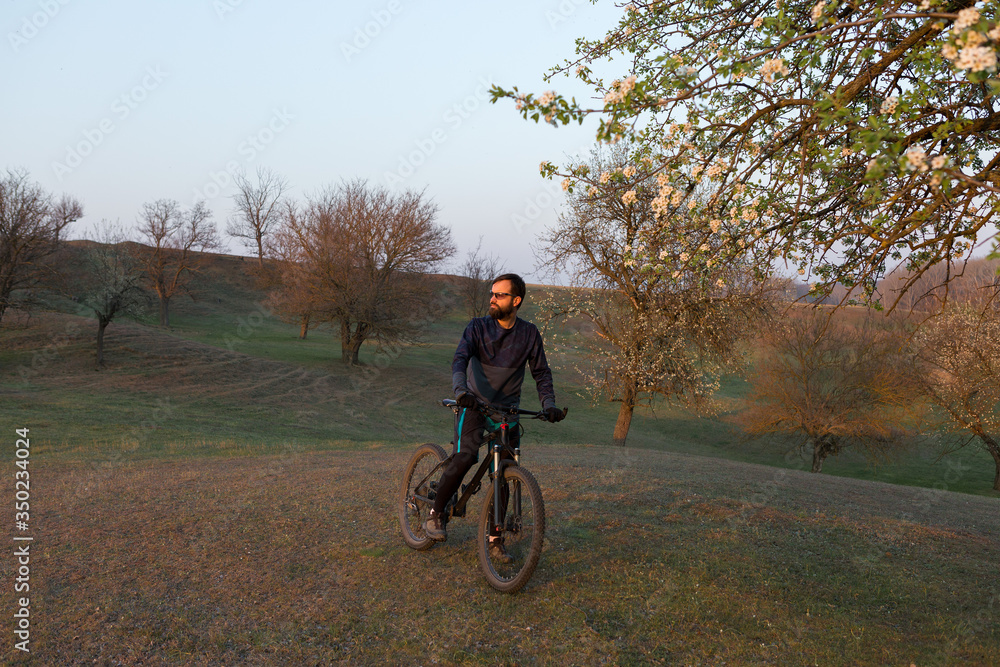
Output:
[{"xmin": 3, "ymin": 0, "xmax": 627, "ymax": 282}]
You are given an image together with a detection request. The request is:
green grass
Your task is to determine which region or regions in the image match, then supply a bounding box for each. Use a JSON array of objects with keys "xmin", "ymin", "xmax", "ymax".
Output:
[{"xmin": 4, "ymin": 256, "xmax": 999, "ymax": 497}]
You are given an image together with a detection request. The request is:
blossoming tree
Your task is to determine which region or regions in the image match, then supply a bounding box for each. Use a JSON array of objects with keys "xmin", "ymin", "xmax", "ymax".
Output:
[
  {"xmin": 539, "ymin": 145, "xmax": 773, "ymax": 446},
  {"xmin": 494, "ymin": 0, "xmax": 999, "ymax": 310},
  {"xmin": 914, "ymin": 306, "xmax": 1000, "ymax": 490}
]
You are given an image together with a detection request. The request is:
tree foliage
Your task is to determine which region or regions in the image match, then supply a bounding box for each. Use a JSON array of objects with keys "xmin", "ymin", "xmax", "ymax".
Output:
[
  {"xmin": 271, "ymin": 180, "xmax": 455, "ymax": 365},
  {"xmin": 914, "ymin": 305, "xmax": 1000, "ymax": 490},
  {"xmin": 539, "ymin": 145, "xmax": 772, "ymax": 445},
  {"xmin": 0, "ymin": 168, "xmax": 82, "ymax": 324},
  {"xmin": 739, "ymin": 309, "xmax": 922, "ymax": 472},
  {"xmin": 494, "ymin": 0, "xmax": 1000, "ymax": 311}
]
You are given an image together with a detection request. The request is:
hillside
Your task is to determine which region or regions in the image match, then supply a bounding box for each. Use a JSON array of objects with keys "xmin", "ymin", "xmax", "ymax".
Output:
[
  {"xmin": 3, "ymin": 246, "xmax": 998, "ymax": 494},
  {"xmin": 3, "ymin": 247, "xmax": 999, "ymax": 663}
]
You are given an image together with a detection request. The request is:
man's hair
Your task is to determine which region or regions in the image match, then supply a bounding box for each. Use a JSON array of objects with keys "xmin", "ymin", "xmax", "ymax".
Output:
[{"xmin": 493, "ymin": 273, "xmax": 526, "ymax": 304}]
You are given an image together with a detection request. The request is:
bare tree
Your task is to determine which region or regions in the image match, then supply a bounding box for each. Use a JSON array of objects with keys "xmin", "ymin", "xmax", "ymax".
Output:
[
  {"xmin": 914, "ymin": 307, "xmax": 1000, "ymax": 491},
  {"xmin": 226, "ymin": 167, "xmax": 288, "ymax": 267},
  {"xmin": 540, "ymin": 145, "xmax": 772, "ymax": 446},
  {"xmin": 884, "ymin": 258, "xmax": 1000, "ymax": 316},
  {"xmin": 266, "ymin": 202, "xmax": 322, "ymax": 339},
  {"xmin": 136, "ymin": 199, "xmax": 220, "ymax": 327},
  {"xmin": 74, "ymin": 222, "xmax": 148, "ymax": 368},
  {"xmin": 49, "ymin": 194, "xmax": 84, "ymax": 242},
  {"xmin": 738, "ymin": 310, "xmax": 922, "ymax": 473},
  {"xmin": 273, "ymin": 180, "xmax": 455, "ymax": 364},
  {"xmin": 0, "ymin": 169, "xmax": 83, "ymax": 324},
  {"xmin": 460, "ymin": 238, "xmax": 505, "ymax": 319}
]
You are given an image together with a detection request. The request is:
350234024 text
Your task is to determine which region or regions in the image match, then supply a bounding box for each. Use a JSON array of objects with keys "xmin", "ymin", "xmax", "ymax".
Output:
[{"xmin": 14, "ymin": 428, "xmax": 32, "ymax": 653}]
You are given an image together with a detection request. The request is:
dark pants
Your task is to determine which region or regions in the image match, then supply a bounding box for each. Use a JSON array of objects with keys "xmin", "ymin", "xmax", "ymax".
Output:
[{"xmin": 433, "ymin": 407, "xmax": 518, "ymax": 534}]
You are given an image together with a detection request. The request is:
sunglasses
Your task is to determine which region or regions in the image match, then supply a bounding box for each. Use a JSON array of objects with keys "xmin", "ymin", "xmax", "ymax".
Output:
[{"xmin": 490, "ymin": 291, "xmax": 514, "ymax": 300}]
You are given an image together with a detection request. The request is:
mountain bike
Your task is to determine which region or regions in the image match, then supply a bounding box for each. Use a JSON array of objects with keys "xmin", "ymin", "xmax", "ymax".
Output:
[{"xmin": 398, "ymin": 398, "xmax": 566, "ymax": 593}]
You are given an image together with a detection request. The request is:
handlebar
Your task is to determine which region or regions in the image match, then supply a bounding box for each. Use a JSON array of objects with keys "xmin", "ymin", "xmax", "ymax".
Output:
[{"xmin": 440, "ymin": 398, "xmax": 568, "ymax": 423}]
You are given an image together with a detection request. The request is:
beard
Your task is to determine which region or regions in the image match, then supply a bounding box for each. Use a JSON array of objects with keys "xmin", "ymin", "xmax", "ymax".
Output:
[{"xmin": 489, "ymin": 301, "xmax": 516, "ymax": 320}]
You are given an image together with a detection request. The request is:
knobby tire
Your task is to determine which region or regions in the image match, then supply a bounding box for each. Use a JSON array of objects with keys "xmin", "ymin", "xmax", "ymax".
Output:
[
  {"xmin": 477, "ymin": 465, "xmax": 545, "ymax": 593},
  {"xmin": 399, "ymin": 443, "xmax": 447, "ymax": 551}
]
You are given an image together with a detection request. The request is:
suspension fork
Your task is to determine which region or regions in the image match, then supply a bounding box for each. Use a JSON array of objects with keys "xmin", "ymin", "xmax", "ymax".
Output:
[
  {"xmin": 513, "ymin": 441, "xmax": 522, "ymax": 520},
  {"xmin": 493, "ymin": 419, "xmax": 505, "ymax": 531}
]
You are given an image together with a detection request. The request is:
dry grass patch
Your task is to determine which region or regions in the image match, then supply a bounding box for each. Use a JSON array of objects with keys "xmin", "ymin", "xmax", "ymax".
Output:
[{"xmin": 4, "ymin": 445, "xmax": 996, "ymax": 665}]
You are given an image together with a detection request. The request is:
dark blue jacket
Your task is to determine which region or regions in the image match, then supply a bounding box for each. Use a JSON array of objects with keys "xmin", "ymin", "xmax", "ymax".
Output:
[{"xmin": 452, "ymin": 316, "xmax": 556, "ymax": 411}]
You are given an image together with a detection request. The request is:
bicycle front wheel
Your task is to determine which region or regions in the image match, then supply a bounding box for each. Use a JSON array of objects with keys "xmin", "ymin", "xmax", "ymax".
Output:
[
  {"xmin": 477, "ymin": 465, "xmax": 545, "ymax": 593},
  {"xmin": 399, "ymin": 443, "xmax": 448, "ymax": 551}
]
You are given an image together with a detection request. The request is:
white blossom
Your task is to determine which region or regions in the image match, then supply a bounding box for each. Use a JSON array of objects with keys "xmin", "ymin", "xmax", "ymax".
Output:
[
  {"xmin": 954, "ymin": 7, "xmax": 980, "ymax": 32},
  {"xmin": 955, "ymin": 45, "xmax": 998, "ymax": 72},
  {"xmin": 760, "ymin": 58, "xmax": 789, "ymax": 84},
  {"xmin": 810, "ymin": 1, "xmax": 826, "ymax": 25}
]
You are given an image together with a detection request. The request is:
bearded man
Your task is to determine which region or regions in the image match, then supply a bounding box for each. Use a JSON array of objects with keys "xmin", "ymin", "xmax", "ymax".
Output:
[{"xmin": 422, "ymin": 273, "xmax": 563, "ymax": 559}]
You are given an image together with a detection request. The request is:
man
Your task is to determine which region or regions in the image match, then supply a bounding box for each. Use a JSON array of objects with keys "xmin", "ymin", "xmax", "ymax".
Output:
[{"xmin": 423, "ymin": 273, "xmax": 564, "ymax": 559}]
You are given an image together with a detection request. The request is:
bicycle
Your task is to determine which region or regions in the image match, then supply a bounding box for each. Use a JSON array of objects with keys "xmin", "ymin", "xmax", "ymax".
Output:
[{"xmin": 398, "ymin": 398, "xmax": 566, "ymax": 593}]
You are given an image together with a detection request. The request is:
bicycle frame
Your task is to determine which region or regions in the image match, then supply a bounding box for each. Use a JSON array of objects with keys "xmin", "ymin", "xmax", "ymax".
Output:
[{"xmin": 410, "ymin": 400, "xmax": 536, "ymax": 523}]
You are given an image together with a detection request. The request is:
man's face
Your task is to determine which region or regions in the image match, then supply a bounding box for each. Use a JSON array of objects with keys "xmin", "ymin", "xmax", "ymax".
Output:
[{"xmin": 488, "ymin": 280, "xmax": 520, "ymax": 320}]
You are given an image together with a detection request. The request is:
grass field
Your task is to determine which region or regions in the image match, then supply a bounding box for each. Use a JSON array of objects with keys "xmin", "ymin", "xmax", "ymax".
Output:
[
  {"xmin": 8, "ymin": 446, "xmax": 999, "ymax": 664},
  {"xmin": 2, "ymin": 251, "xmax": 999, "ymax": 663}
]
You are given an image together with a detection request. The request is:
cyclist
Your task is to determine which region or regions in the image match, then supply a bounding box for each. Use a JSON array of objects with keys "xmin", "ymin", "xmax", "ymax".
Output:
[{"xmin": 424, "ymin": 273, "xmax": 564, "ymax": 560}]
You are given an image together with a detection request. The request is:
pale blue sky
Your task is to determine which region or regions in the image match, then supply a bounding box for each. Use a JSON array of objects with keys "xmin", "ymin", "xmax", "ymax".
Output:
[{"xmin": 3, "ymin": 0, "xmax": 625, "ymax": 280}]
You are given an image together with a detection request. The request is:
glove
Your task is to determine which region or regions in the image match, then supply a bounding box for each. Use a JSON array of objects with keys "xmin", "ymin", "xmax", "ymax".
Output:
[
  {"xmin": 456, "ymin": 393, "xmax": 477, "ymax": 409},
  {"xmin": 545, "ymin": 407, "xmax": 565, "ymax": 423}
]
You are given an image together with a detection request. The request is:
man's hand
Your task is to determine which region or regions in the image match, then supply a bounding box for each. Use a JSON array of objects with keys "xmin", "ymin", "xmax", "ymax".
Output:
[
  {"xmin": 545, "ymin": 407, "xmax": 566, "ymax": 423},
  {"xmin": 456, "ymin": 393, "xmax": 477, "ymax": 409}
]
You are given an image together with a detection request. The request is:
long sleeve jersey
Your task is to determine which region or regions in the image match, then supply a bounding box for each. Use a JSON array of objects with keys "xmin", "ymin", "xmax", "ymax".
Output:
[{"xmin": 452, "ymin": 316, "xmax": 556, "ymax": 411}]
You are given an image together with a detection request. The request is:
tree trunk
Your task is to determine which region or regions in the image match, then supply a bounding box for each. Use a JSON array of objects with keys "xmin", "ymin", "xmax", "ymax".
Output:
[
  {"xmin": 347, "ymin": 333, "xmax": 364, "ymax": 366},
  {"xmin": 340, "ymin": 321, "xmax": 352, "ymax": 364},
  {"xmin": 811, "ymin": 443, "xmax": 825, "ymax": 473},
  {"xmin": 158, "ymin": 295, "xmax": 170, "ymax": 327},
  {"xmin": 993, "ymin": 451, "xmax": 1000, "ymax": 492},
  {"xmin": 979, "ymin": 434, "xmax": 1000, "ymax": 492},
  {"xmin": 299, "ymin": 313, "xmax": 310, "ymax": 340},
  {"xmin": 810, "ymin": 435, "xmax": 837, "ymax": 473},
  {"xmin": 340, "ymin": 321, "xmax": 367, "ymax": 365},
  {"xmin": 612, "ymin": 383, "xmax": 637, "ymax": 447},
  {"xmin": 96, "ymin": 318, "xmax": 109, "ymax": 369}
]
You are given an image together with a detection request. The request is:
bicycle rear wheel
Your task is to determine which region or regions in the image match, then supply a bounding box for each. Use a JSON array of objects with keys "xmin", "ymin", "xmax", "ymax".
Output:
[
  {"xmin": 399, "ymin": 443, "xmax": 448, "ymax": 550},
  {"xmin": 477, "ymin": 465, "xmax": 545, "ymax": 593}
]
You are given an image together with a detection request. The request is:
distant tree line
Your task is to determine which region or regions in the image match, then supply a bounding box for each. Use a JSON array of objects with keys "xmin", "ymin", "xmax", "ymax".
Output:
[{"xmin": 0, "ymin": 167, "xmax": 459, "ymax": 372}]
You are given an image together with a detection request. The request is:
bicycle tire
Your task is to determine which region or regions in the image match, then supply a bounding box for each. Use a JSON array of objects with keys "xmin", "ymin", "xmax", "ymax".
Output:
[
  {"xmin": 477, "ymin": 465, "xmax": 545, "ymax": 593},
  {"xmin": 399, "ymin": 443, "xmax": 448, "ymax": 551}
]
